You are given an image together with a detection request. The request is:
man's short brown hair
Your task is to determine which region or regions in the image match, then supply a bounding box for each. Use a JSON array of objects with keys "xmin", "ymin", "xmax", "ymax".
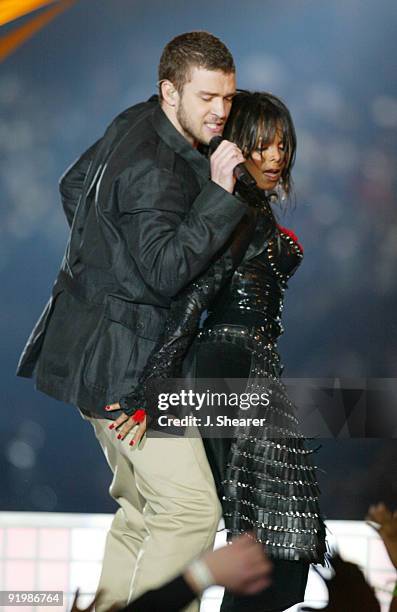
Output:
[{"xmin": 158, "ymin": 31, "xmax": 235, "ymax": 98}]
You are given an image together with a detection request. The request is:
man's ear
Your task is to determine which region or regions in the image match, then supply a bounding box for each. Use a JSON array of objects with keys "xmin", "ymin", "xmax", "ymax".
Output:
[{"xmin": 161, "ymin": 80, "xmax": 179, "ymax": 107}]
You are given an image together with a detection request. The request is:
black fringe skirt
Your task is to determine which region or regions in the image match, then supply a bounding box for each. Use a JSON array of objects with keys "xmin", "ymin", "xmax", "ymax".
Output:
[{"xmin": 196, "ymin": 324, "xmax": 326, "ymax": 564}]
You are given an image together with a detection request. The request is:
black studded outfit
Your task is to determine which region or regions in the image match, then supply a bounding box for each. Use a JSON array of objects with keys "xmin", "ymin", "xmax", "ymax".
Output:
[
  {"xmin": 196, "ymin": 213, "xmax": 327, "ymax": 563},
  {"xmin": 193, "ymin": 192, "xmax": 326, "ymax": 612}
]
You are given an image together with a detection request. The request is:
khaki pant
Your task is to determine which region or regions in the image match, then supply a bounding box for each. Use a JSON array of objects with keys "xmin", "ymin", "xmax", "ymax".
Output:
[{"xmin": 83, "ymin": 414, "xmax": 221, "ymax": 612}]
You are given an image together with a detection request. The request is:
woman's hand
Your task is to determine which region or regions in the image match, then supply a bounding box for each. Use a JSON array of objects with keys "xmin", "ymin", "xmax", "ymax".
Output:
[{"xmin": 104, "ymin": 403, "xmax": 147, "ymax": 447}]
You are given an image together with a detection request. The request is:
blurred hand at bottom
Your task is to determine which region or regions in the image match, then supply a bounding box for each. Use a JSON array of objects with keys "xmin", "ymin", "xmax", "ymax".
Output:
[
  {"xmin": 300, "ymin": 554, "xmax": 380, "ymax": 612},
  {"xmin": 186, "ymin": 532, "xmax": 272, "ymax": 596}
]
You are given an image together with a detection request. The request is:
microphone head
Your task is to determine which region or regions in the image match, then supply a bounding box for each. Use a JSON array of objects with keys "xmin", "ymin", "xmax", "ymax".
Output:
[{"xmin": 208, "ymin": 135, "xmax": 223, "ymax": 155}]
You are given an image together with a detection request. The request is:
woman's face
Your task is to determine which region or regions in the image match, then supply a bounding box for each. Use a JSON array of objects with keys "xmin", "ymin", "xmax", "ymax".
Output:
[{"xmin": 244, "ymin": 128, "xmax": 287, "ymax": 191}]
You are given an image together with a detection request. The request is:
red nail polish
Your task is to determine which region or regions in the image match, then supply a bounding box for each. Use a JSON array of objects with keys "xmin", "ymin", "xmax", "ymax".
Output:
[
  {"xmin": 129, "ymin": 440, "xmax": 135, "ymax": 446},
  {"xmin": 105, "ymin": 405, "xmax": 111, "ymax": 411},
  {"xmin": 117, "ymin": 434, "xmax": 122, "ymax": 440},
  {"xmin": 108, "ymin": 424, "xmax": 114, "ymax": 430}
]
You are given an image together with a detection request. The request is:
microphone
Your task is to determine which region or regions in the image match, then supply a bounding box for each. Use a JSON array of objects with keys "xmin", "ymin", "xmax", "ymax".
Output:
[{"xmin": 209, "ymin": 136, "xmax": 256, "ymax": 188}]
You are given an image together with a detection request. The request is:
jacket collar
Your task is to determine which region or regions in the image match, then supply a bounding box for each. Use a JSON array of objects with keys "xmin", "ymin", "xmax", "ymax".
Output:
[{"xmin": 151, "ymin": 101, "xmax": 210, "ymax": 181}]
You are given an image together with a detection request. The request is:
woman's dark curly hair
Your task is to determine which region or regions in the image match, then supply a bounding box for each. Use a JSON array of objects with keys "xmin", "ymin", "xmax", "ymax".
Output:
[{"xmin": 223, "ymin": 90, "xmax": 297, "ymax": 195}]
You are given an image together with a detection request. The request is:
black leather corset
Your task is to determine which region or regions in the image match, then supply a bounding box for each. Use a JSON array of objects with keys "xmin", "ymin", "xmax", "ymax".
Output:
[{"xmin": 205, "ymin": 220, "xmax": 304, "ymax": 341}]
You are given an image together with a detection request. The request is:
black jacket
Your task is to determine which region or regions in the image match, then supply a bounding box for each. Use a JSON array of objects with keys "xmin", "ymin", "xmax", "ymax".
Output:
[{"xmin": 16, "ymin": 97, "xmax": 247, "ymax": 416}]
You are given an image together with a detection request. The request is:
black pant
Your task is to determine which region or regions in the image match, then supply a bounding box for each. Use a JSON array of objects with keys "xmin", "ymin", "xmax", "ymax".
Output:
[{"xmin": 195, "ymin": 340, "xmax": 309, "ymax": 612}]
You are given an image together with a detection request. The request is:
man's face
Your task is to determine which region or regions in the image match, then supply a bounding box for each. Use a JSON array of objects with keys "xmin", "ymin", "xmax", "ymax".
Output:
[{"xmin": 173, "ymin": 67, "xmax": 236, "ymax": 147}]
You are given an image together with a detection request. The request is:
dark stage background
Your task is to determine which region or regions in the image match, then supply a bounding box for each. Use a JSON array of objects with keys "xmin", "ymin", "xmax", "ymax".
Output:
[{"xmin": 1, "ymin": 0, "xmax": 396, "ymax": 518}]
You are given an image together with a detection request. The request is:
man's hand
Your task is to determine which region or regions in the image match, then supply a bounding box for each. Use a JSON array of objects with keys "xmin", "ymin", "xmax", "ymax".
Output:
[
  {"xmin": 105, "ymin": 403, "xmax": 147, "ymax": 447},
  {"xmin": 210, "ymin": 139, "xmax": 245, "ymax": 194}
]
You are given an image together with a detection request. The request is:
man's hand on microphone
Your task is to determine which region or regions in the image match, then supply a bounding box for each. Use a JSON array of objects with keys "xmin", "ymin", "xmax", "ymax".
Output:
[{"xmin": 210, "ymin": 140, "xmax": 245, "ymax": 193}]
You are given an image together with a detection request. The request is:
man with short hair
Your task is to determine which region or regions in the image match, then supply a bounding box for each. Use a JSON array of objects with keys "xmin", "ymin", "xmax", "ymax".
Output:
[{"xmin": 17, "ymin": 31, "xmax": 247, "ymax": 612}]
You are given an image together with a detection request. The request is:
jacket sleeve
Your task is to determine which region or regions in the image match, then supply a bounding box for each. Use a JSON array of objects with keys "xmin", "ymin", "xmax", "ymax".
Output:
[
  {"xmin": 59, "ymin": 139, "xmax": 102, "ymax": 227},
  {"xmin": 118, "ymin": 167, "xmax": 248, "ymax": 298},
  {"xmin": 119, "ymin": 209, "xmax": 257, "ymax": 419}
]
